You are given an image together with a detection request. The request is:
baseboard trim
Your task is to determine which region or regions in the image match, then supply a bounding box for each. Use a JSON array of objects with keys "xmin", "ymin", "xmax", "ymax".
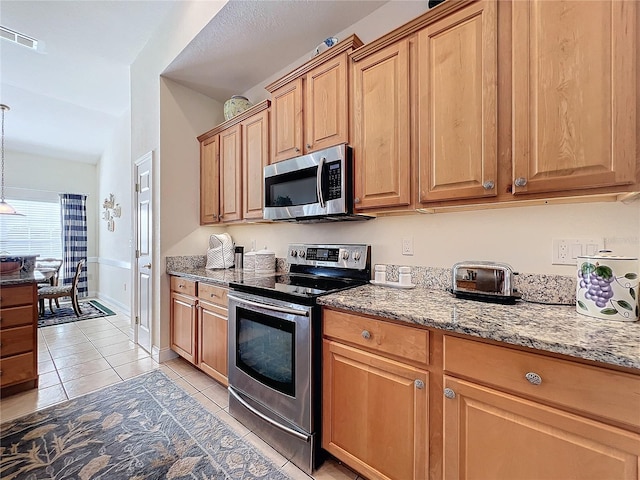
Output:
[
  {"xmin": 96, "ymin": 293, "xmax": 130, "ymax": 316},
  {"xmin": 154, "ymin": 346, "xmax": 178, "ymax": 363}
]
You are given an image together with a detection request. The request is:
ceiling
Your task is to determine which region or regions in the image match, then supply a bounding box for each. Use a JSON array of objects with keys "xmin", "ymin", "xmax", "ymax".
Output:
[{"xmin": 0, "ymin": 0, "xmax": 388, "ymax": 165}]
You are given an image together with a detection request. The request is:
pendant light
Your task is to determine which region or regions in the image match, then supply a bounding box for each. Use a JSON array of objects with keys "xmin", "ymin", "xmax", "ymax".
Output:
[{"xmin": 0, "ymin": 104, "xmax": 22, "ymax": 215}]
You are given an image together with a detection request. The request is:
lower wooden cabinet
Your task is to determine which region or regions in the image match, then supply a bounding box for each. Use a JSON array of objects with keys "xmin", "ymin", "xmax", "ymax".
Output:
[
  {"xmin": 169, "ymin": 277, "xmax": 228, "ymax": 385},
  {"xmin": 443, "ymin": 376, "xmax": 640, "ymax": 480}
]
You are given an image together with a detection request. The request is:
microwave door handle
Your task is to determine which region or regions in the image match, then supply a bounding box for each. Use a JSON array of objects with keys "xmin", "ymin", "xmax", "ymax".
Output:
[{"xmin": 316, "ymin": 156, "xmax": 326, "ymax": 208}]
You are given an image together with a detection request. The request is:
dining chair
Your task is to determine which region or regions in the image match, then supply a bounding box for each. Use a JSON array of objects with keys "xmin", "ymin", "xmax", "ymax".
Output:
[{"xmin": 38, "ymin": 259, "xmax": 85, "ymax": 317}]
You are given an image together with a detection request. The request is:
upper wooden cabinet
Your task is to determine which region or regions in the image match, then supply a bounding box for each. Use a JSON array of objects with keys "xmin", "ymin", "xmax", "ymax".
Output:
[
  {"xmin": 417, "ymin": 0, "xmax": 498, "ymax": 203},
  {"xmin": 511, "ymin": 0, "xmax": 637, "ymax": 195},
  {"xmin": 351, "ymin": 39, "xmax": 412, "ymax": 210},
  {"xmin": 197, "ymin": 100, "xmax": 270, "ymax": 225},
  {"xmin": 266, "ymin": 35, "xmax": 363, "ymax": 163}
]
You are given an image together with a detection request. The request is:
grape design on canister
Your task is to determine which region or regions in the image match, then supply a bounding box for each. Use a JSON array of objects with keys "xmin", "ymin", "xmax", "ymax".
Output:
[{"xmin": 577, "ymin": 261, "xmax": 638, "ymax": 318}]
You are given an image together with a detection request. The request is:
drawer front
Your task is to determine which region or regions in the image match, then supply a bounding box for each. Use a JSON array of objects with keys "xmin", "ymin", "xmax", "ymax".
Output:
[
  {"xmin": 0, "ymin": 326, "xmax": 34, "ymax": 357},
  {"xmin": 0, "ymin": 352, "xmax": 36, "ymax": 386},
  {"xmin": 0, "ymin": 284, "xmax": 35, "ymax": 308},
  {"xmin": 323, "ymin": 309, "xmax": 429, "ymax": 366},
  {"xmin": 171, "ymin": 276, "xmax": 197, "ymax": 296},
  {"xmin": 198, "ymin": 283, "xmax": 228, "ymax": 308},
  {"xmin": 0, "ymin": 305, "xmax": 35, "ymax": 329},
  {"xmin": 444, "ymin": 335, "xmax": 640, "ymax": 429}
]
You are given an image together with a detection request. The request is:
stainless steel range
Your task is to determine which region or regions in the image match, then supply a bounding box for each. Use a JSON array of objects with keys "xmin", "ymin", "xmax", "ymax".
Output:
[{"xmin": 227, "ymin": 244, "xmax": 371, "ymax": 474}]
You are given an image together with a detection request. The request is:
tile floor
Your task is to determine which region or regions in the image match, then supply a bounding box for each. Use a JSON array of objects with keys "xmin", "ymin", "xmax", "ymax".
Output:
[{"xmin": 0, "ymin": 300, "xmax": 362, "ymax": 480}]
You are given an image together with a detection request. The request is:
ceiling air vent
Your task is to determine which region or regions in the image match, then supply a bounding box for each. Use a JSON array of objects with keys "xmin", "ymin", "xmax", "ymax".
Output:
[{"xmin": 0, "ymin": 26, "xmax": 38, "ymax": 51}]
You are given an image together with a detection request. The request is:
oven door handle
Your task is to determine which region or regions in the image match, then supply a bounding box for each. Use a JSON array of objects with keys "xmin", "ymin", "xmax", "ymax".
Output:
[
  {"xmin": 228, "ymin": 294, "xmax": 310, "ymax": 317},
  {"xmin": 316, "ymin": 156, "xmax": 326, "ymax": 209},
  {"xmin": 228, "ymin": 386, "xmax": 311, "ymax": 442}
]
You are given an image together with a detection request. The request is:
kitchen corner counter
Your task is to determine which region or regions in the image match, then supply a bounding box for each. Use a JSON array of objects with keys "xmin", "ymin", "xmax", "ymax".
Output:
[
  {"xmin": 318, "ymin": 284, "xmax": 640, "ymax": 370},
  {"xmin": 0, "ymin": 271, "xmax": 41, "ymax": 286},
  {"xmin": 166, "ymin": 267, "xmax": 246, "ymax": 286}
]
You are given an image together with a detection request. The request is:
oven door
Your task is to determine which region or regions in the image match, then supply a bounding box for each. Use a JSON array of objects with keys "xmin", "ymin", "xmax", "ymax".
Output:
[{"xmin": 228, "ymin": 291, "xmax": 315, "ymax": 432}]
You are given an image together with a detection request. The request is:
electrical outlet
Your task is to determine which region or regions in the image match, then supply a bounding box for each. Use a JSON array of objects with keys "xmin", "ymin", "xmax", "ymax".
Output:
[
  {"xmin": 552, "ymin": 238, "xmax": 604, "ymax": 265},
  {"xmin": 402, "ymin": 237, "xmax": 414, "ymax": 256}
]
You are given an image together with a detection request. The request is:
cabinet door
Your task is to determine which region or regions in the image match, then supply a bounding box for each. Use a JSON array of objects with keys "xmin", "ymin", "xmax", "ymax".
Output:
[
  {"xmin": 305, "ymin": 52, "xmax": 348, "ymax": 153},
  {"xmin": 170, "ymin": 291, "xmax": 197, "ymax": 364},
  {"xmin": 352, "ymin": 39, "xmax": 411, "ymax": 210},
  {"xmin": 323, "ymin": 340, "xmax": 428, "ymax": 480},
  {"xmin": 200, "ymin": 135, "xmax": 219, "ymax": 225},
  {"xmin": 443, "ymin": 376, "xmax": 640, "ymax": 480},
  {"xmin": 242, "ymin": 109, "xmax": 269, "ymax": 220},
  {"xmin": 271, "ymin": 77, "xmax": 303, "ymax": 163},
  {"xmin": 197, "ymin": 301, "xmax": 228, "ymax": 386},
  {"xmin": 418, "ymin": 0, "xmax": 497, "ymax": 203},
  {"xmin": 512, "ymin": 0, "xmax": 637, "ymax": 195},
  {"xmin": 219, "ymin": 124, "xmax": 242, "ymax": 222}
]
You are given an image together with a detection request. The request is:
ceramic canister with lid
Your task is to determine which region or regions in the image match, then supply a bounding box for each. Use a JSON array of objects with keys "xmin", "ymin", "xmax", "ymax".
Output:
[
  {"xmin": 255, "ymin": 247, "xmax": 275, "ymax": 274},
  {"xmin": 244, "ymin": 250, "xmax": 256, "ymax": 271},
  {"xmin": 576, "ymin": 251, "xmax": 639, "ymax": 322}
]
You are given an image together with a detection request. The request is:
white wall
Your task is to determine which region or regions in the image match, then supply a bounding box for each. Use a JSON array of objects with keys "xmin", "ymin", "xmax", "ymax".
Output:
[
  {"xmin": 97, "ymin": 110, "xmax": 132, "ymax": 313},
  {"xmin": 4, "ymin": 150, "xmax": 98, "ymax": 293}
]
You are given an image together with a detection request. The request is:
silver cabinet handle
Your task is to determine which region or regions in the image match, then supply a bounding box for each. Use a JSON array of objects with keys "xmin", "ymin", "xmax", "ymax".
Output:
[
  {"xmin": 514, "ymin": 177, "xmax": 528, "ymax": 187},
  {"xmin": 415, "ymin": 379, "xmax": 425, "ymax": 389},
  {"xmin": 483, "ymin": 180, "xmax": 495, "ymax": 190},
  {"xmin": 525, "ymin": 372, "xmax": 542, "ymax": 385},
  {"xmin": 444, "ymin": 388, "xmax": 456, "ymax": 399},
  {"xmin": 361, "ymin": 330, "xmax": 371, "ymax": 339}
]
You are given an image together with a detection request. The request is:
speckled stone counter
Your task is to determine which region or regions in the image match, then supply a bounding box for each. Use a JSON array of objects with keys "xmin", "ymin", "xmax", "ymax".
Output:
[
  {"xmin": 0, "ymin": 271, "xmax": 41, "ymax": 286},
  {"xmin": 166, "ymin": 266, "xmax": 250, "ymax": 286},
  {"xmin": 318, "ymin": 284, "xmax": 640, "ymax": 370}
]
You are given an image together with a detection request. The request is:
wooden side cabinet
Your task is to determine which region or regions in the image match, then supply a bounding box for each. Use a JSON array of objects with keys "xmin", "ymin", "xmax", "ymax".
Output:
[
  {"xmin": 219, "ymin": 124, "xmax": 242, "ymax": 222},
  {"xmin": 0, "ymin": 282, "xmax": 38, "ymax": 396},
  {"xmin": 242, "ymin": 108, "xmax": 269, "ymax": 220},
  {"xmin": 270, "ymin": 78, "xmax": 303, "ymax": 163},
  {"xmin": 197, "ymin": 283, "xmax": 228, "ymax": 386},
  {"xmin": 199, "ymin": 135, "xmax": 220, "ymax": 225},
  {"xmin": 169, "ymin": 278, "xmax": 197, "ymax": 364}
]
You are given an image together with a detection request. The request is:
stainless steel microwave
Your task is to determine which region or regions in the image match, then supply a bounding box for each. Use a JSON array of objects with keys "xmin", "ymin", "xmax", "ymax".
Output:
[{"xmin": 263, "ymin": 144, "xmax": 372, "ymax": 222}]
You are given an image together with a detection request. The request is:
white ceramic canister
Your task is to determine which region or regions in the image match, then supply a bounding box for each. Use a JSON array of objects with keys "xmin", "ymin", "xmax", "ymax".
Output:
[
  {"xmin": 244, "ymin": 251, "xmax": 256, "ymax": 271},
  {"xmin": 255, "ymin": 247, "xmax": 275, "ymax": 274},
  {"xmin": 576, "ymin": 251, "xmax": 639, "ymax": 322}
]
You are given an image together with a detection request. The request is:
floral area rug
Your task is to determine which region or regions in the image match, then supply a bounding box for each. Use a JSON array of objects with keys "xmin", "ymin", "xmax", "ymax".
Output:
[
  {"xmin": 0, "ymin": 370, "xmax": 291, "ymax": 480},
  {"xmin": 38, "ymin": 300, "xmax": 116, "ymax": 328}
]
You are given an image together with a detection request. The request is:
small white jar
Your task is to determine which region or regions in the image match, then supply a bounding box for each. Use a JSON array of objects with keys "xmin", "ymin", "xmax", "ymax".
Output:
[
  {"xmin": 375, "ymin": 264, "xmax": 386, "ymax": 283},
  {"xmin": 244, "ymin": 251, "xmax": 256, "ymax": 271},
  {"xmin": 399, "ymin": 266, "xmax": 412, "ymax": 285},
  {"xmin": 255, "ymin": 247, "xmax": 275, "ymax": 274}
]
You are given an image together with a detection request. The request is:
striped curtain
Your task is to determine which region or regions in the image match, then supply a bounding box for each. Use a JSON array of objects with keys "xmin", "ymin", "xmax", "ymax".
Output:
[{"xmin": 60, "ymin": 193, "xmax": 87, "ymax": 297}]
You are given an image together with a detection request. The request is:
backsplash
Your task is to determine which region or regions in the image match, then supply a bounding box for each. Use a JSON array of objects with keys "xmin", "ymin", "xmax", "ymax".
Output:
[{"xmin": 166, "ymin": 256, "xmax": 576, "ymax": 305}]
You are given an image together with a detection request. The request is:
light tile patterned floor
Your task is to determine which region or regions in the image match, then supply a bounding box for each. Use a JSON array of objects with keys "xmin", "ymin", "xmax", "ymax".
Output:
[{"xmin": 0, "ymin": 300, "xmax": 362, "ymax": 480}]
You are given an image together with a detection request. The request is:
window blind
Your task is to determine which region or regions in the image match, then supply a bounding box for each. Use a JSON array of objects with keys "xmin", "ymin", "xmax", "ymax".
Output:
[{"xmin": 0, "ymin": 198, "xmax": 62, "ymax": 257}]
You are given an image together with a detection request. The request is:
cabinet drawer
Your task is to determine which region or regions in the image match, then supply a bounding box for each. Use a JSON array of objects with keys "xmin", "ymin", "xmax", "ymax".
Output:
[
  {"xmin": 0, "ymin": 305, "xmax": 35, "ymax": 329},
  {"xmin": 171, "ymin": 277, "xmax": 197, "ymax": 296},
  {"xmin": 0, "ymin": 284, "xmax": 35, "ymax": 308},
  {"xmin": 323, "ymin": 309, "xmax": 429, "ymax": 366},
  {"xmin": 0, "ymin": 352, "xmax": 36, "ymax": 386},
  {"xmin": 0, "ymin": 326, "xmax": 34, "ymax": 357},
  {"xmin": 444, "ymin": 336, "xmax": 640, "ymax": 429},
  {"xmin": 198, "ymin": 283, "xmax": 228, "ymax": 308}
]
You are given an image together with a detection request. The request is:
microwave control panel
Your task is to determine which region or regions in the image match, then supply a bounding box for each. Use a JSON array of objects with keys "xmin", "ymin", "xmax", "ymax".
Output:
[{"xmin": 326, "ymin": 161, "xmax": 342, "ymax": 200}]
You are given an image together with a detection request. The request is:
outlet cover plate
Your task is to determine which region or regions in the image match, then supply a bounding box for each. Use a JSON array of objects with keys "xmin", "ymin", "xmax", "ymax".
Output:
[{"xmin": 552, "ymin": 238, "xmax": 604, "ymax": 265}]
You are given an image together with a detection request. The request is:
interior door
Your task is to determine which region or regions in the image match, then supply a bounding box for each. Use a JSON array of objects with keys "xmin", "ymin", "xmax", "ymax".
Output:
[{"xmin": 135, "ymin": 152, "xmax": 152, "ymax": 353}]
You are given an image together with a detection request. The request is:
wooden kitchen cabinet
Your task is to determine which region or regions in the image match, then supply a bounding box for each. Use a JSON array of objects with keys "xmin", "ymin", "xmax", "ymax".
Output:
[
  {"xmin": 351, "ymin": 39, "xmax": 411, "ymax": 211},
  {"xmin": 170, "ymin": 277, "xmax": 197, "ymax": 364},
  {"xmin": 443, "ymin": 335, "xmax": 640, "ymax": 479},
  {"xmin": 417, "ymin": 0, "xmax": 498, "ymax": 203},
  {"xmin": 200, "ymin": 135, "xmax": 220, "ymax": 225},
  {"xmin": 219, "ymin": 124, "xmax": 242, "ymax": 223},
  {"xmin": 322, "ymin": 309, "xmax": 429, "ymax": 480},
  {"xmin": 0, "ymin": 283, "xmax": 38, "ymax": 396},
  {"xmin": 266, "ymin": 35, "xmax": 362, "ymax": 163},
  {"xmin": 511, "ymin": 0, "xmax": 637, "ymax": 196},
  {"xmin": 197, "ymin": 283, "xmax": 228, "ymax": 386},
  {"xmin": 242, "ymin": 108, "xmax": 269, "ymax": 220}
]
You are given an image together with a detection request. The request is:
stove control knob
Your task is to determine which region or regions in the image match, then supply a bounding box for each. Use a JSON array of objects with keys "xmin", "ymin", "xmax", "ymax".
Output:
[
  {"xmin": 290, "ymin": 250, "xmax": 297, "ymax": 257},
  {"xmin": 342, "ymin": 251, "xmax": 350, "ymax": 260},
  {"xmin": 353, "ymin": 251, "xmax": 361, "ymax": 261},
  {"xmin": 298, "ymin": 250, "xmax": 306, "ymax": 258}
]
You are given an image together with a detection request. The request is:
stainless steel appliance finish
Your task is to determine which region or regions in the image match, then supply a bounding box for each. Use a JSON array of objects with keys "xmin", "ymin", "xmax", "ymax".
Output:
[
  {"xmin": 227, "ymin": 244, "xmax": 371, "ymax": 474},
  {"xmin": 263, "ymin": 144, "xmax": 372, "ymax": 222},
  {"xmin": 451, "ymin": 261, "xmax": 520, "ymax": 303}
]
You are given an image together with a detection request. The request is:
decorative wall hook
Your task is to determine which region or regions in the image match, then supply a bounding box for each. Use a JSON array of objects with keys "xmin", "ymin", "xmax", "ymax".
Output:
[{"xmin": 102, "ymin": 193, "xmax": 121, "ymax": 232}]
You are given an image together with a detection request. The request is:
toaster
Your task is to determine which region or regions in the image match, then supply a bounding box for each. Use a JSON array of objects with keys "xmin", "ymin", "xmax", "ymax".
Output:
[{"xmin": 451, "ymin": 261, "xmax": 520, "ymax": 304}]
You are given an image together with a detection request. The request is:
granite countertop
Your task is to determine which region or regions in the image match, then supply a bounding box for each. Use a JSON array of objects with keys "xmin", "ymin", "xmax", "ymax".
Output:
[
  {"xmin": 166, "ymin": 266, "xmax": 249, "ymax": 286},
  {"xmin": 318, "ymin": 284, "xmax": 640, "ymax": 371},
  {"xmin": 0, "ymin": 271, "xmax": 42, "ymax": 286}
]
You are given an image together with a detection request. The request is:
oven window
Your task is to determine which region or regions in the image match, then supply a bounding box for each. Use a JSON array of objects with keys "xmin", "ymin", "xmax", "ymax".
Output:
[
  {"xmin": 236, "ymin": 307, "xmax": 295, "ymax": 397},
  {"xmin": 265, "ymin": 166, "xmax": 318, "ymax": 207}
]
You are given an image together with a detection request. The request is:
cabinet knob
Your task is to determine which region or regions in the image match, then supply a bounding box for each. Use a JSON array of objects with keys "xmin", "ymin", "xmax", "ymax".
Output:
[
  {"xmin": 525, "ymin": 372, "xmax": 542, "ymax": 385},
  {"xmin": 354, "ymin": 197, "xmax": 361, "ymax": 204},
  {"xmin": 444, "ymin": 388, "xmax": 456, "ymax": 399},
  {"xmin": 178, "ymin": 284, "xmax": 185, "ymax": 288},
  {"xmin": 0, "ymin": 370, "xmax": 2, "ymax": 376},
  {"xmin": 514, "ymin": 177, "xmax": 528, "ymax": 187},
  {"xmin": 142, "ymin": 263, "xmax": 151, "ymax": 269},
  {"xmin": 212, "ymin": 214, "xmax": 217, "ymax": 219},
  {"xmin": 219, "ymin": 214, "xmax": 224, "ymax": 219},
  {"xmin": 361, "ymin": 330, "xmax": 371, "ymax": 339},
  {"xmin": 295, "ymin": 147, "xmax": 300, "ymax": 153},
  {"xmin": 210, "ymin": 293, "xmax": 217, "ymax": 298},
  {"xmin": 482, "ymin": 180, "xmax": 495, "ymax": 190},
  {"xmin": 306, "ymin": 143, "xmax": 312, "ymax": 149},
  {"xmin": 415, "ymin": 379, "xmax": 425, "ymax": 389}
]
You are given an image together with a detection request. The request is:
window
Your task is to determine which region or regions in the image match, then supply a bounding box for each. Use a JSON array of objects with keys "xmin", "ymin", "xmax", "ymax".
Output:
[{"xmin": 0, "ymin": 198, "xmax": 62, "ymax": 257}]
